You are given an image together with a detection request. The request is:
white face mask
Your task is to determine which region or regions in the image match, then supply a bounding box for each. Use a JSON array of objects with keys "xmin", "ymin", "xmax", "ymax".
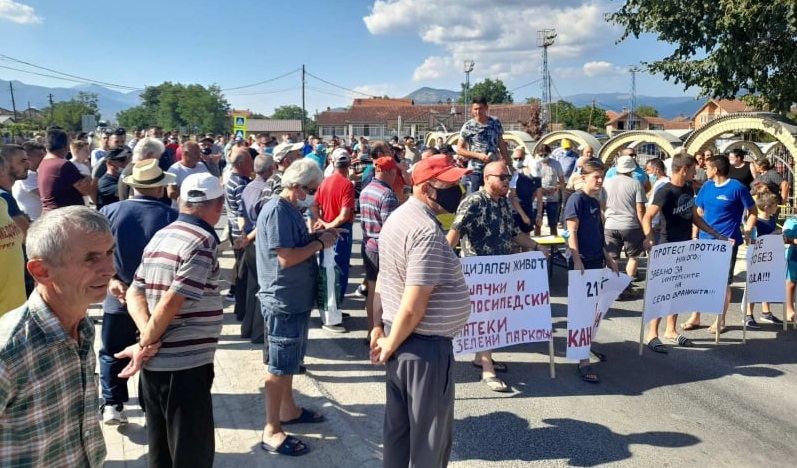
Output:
[
  {"xmin": 297, "ymin": 194, "xmax": 314, "ymax": 210},
  {"xmin": 512, "ymin": 160, "xmax": 525, "ymax": 170}
]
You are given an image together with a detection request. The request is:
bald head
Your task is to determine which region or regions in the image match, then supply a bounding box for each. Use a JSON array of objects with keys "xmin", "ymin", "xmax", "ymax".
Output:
[
  {"xmin": 229, "ymin": 147, "xmax": 249, "ymax": 165},
  {"xmin": 483, "ymin": 161, "xmax": 506, "ymax": 177},
  {"xmin": 229, "ymin": 147, "xmax": 253, "ymax": 175}
]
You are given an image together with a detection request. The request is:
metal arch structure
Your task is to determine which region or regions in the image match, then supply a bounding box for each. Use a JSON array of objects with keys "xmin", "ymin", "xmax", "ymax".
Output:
[
  {"xmin": 716, "ymin": 140, "xmax": 765, "ymax": 160},
  {"xmin": 684, "ymin": 112, "xmax": 797, "ymax": 157},
  {"xmin": 532, "ymin": 130, "xmax": 602, "ymax": 156},
  {"xmin": 597, "ymin": 130, "xmax": 684, "ymax": 165}
]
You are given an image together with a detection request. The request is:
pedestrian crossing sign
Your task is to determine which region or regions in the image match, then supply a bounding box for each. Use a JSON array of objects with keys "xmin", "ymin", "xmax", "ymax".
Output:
[
  {"xmin": 234, "ymin": 116, "xmax": 247, "ymax": 127},
  {"xmin": 234, "ymin": 129, "xmax": 245, "ymax": 138}
]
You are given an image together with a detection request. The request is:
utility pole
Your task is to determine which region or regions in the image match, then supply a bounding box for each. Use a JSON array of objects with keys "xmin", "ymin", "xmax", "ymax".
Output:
[
  {"xmin": 9, "ymin": 82, "xmax": 17, "ymax": 121},
  {"xmin": 47, "ymin": 93, "xmax": 54, "ymax": 122},
  {"xmin": 463, "ymin": 60, "xmax": 475, "ymax": 108},
  {"xmin": 629, "ymin": 66, "xmax": 640, "ymax": 131},
  {"xmin": 537, "ymin": 29, "xmax": 557, "ymax": 133},
  {"xmin": 588, "ymin": 98, "xmax": 596, "ymax": 133},
  {"xmin": 301, "ymin": 64, "xmax": 306, "ymax": 138}
]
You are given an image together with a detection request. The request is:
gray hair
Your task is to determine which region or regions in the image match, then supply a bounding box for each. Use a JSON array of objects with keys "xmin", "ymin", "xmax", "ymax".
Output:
[
  {"xmin": 281, "ymin": 158, "xmax": 323, "ymax": 188},
  {"xmin": 27, "ymin": 206, "xmax": 111, "ymax": 266},
  {"xmin": 254, "ymin": 154, "xmax": 274, "ymax": 175},
  {"xmin": 132, "ymin": 137, "xmax": 165, "ymax": 162}
]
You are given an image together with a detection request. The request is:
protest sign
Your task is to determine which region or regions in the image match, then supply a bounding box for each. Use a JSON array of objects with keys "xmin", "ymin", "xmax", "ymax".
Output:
[
  {"xmin": 453, "ymin": 251, "xmax": 551, "ymax": 356},
  {"xmin": 642, "ymin": 239, "xmax": 732, "ymax": 324},
  {"xmin": 745, "ymin": 234, "xmax": 786, "ymax": 304},
  {"xmin": 566, "ymin": 269, "xmax": 631, "ymax": 361}
]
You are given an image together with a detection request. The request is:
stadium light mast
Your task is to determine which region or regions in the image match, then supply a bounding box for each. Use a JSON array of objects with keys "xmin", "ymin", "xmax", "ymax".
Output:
[
  {"xmin": 628, "ymin": 66, "xmax": 641, "ymax": 131},
  {"xmin": 463, "ymin": 60, "xmax": 475, "ymax": 108},
  {"xmin": 537, "ymin": 29, "xmax": 557, "ymax": 133}
]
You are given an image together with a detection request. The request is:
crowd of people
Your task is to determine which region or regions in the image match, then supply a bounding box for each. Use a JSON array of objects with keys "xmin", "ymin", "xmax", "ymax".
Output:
[{"xmin": 0, "ymin": 96, "xmax": 793, "ymax": 466}]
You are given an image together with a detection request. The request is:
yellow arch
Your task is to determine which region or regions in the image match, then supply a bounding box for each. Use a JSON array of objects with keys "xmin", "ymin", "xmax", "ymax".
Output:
[
  {"xmin": 684, "ymin": 112, "xmax": 797, "ymax": 158},
  {"xmin": 533, "ymin": 130, "xmax": 602, "ymax": 156},
  {"xmin": 597, "ymin": 131, "xmax": 683, "ymax": 165}
]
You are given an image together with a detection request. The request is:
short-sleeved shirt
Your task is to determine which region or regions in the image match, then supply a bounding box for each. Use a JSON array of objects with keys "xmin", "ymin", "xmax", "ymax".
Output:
[
  {"xmin": 459, "ymin": 116, "xmax": 504, "ymax": 172},
  {"xmin": 696, "ymin": 178, "xmax": 755, "ymax": 245},
  {"xmin": 452, "ymin": 189, "xmax": 519, "ymax": 257},
  {"xmin": 564, "ymin": 191, "xmax": 605, "ymax": 261},
  {"xmin": 316, "ymin": 172, "xmax": 355, "ymax": 224},
  {"xmin": 379, "ymin": 197, "xmax": 471, "ymax": 337},
  {"xmin": 509, "ymin": 172, "xmax": 541, "ymax": 212},
  {"xmin": 651, "ymin": 182, "xmax": 695, "ymax": 243},
  {"xmin": 225, "ymin": 172, "xmax": 251, "ymax": 240},
  {"xmin": 166, "ymin": 161, "xmax": 209, "ymax": 188},
  {"xmin": 305, "ymin": 152, "xmax": 326, "ymax": 170},
  {"xmin": 132, "ymin": 214, "xmax": 222, "ymax": 372},
  {"xmin": 0, "ymin": 189, "xmax": 22, "ymax": 218},
  {"xmin": 756, "ymin": 217, "xmax": 778, "ymax": 237},
  {"xmin": 0, "ymin": 290, "xmax": 106, "ymax": 467},
  {"xmin": 100, "ymin": 196, "xmax": 178, "ymax": 315},
  {"xmin": 551, "ymin": 148, "xmax": 579, "ymax": 178},
  {"xmin": 0, "ymin": 198, "xmax": 25, "ymax": 316},
  {"xmin": 38, "ymin": 157, "xmax": 85, "ymax": 211},
  {"xmin": 261, "ymin": 171, "xmax": 284, "ymax": 204},
  {"xmin": 256, "ymin": 197, "xmax": 318, "ymax": 314},
  {"xmin": 359, "ymin": 178, "xmax": 399, "ymax": 253},
  {"xmin": 539, "ymin": 160, "xmax": 565, "ymax": 202},
  {"xmin": 96, "ymin": 173, "xmax": 120, "ymax": 210},
  {"xmin": 728, "ymin": 162, "xmax": 754, "ymax": 189},
  {"xmin": 603, "ymin": 174, "xmax": 647, "ymax": 230},
  {"xmin": 12, "ymin": 170, "xmax": 41, "ymax": 220}
]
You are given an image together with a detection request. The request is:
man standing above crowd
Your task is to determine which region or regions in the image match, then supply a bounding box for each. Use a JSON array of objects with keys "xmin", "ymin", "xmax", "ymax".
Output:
[
  {"xmin": 456, "ymin": 97, "xmax": 510, "ymax": 194},
  {"xmin": 359, "ymin": 156, "xmax": 401, "ymax": 336},
  {"xmin": 38, "ymin": 127, "xmax": 93, "ymax": 211},
  {"xmin": 97, "ymin": 159, "xmax": 177, "ymax": 425},
  {"xmin": 371, "ymin": 154, "xmax": 472, "ymax": 467},
  {"xmin": 447, "ymin": 161, "xmax": 545, "ymax": 393},
  {"xmin": 166, "ymin": 141, "xmax": 209, "ymax": 203},
  {"xmin": 1, "ymin": 206, "xmax": 114, "ymax": 467},
  {"xmin": 12, "ymin": 141, "xmax": 45, "ymax": 221},
  {"xmin": 313, "ymin": 148, "xmax": 356, "ymax": 333},
  {"xmin": 122, "ymin": 173, "xmax": 225, "ymax": 467}
]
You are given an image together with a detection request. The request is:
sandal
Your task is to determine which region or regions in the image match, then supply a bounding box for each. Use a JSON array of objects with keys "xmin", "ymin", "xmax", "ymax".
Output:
[
  {"xmin": 664, "ymin": 335, "xmax": 694, "ymax": 348},
  {"xmin": 261, "ymin": 435, "xmax": 310, "ymax": 457},
  {"xmin": 645, "ymin": 337, "xmax": 669, "ymax": 354},
  {"xmin": 281, "ymin": 407, "xmax": 325, "ymax": 425},
  {"xmin": 481, "ymin": 376, "xmax": 511, "ymax": 393},
  {"xmin": 577, "ymin": 364, "xmax": 600, "ymax": 383},
  {"xmin": 472, "ymin": 360, "xmax": 508, "ymax": 372}
]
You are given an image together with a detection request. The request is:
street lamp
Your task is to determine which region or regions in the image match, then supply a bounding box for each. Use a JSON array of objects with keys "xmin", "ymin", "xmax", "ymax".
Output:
[{"xmin": 464, "ymin": 60, "xmax": 475, "ymax": 108}]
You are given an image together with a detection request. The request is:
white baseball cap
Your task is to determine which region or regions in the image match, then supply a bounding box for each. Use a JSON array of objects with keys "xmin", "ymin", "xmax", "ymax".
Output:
[{"xmin": 180, "ymin": 173, "xmax": 224, "ymax": 202}]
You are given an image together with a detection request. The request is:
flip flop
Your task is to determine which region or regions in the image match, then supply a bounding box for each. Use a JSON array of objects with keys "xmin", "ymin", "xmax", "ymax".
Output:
[
  {"xmin": 577, "ymin": 364, "xmax": 600, "ymax": 383},
  {"xmin": 680, "ymin": 321, "xmax": 701, "ymax": 331},
  {"xmin": 646, "ymin": 337, "xmax": 669, "ymax": 354},
  {"xmin": 664, "ymin": 335, "xmax": 695, "ymax": 348},
  {"xmin": 281, "ymin": 407, "xmax": 325, "ymax": 425},
  {"xmin": 472, "ymin": 360, "xmax": 508, "ymax": 372},
  {"xmin": 481, "ymin": 376, "xmax": 511, "ymax": 393},
  {"xmin": 261, "ymin": 435, "xmax": 309, "ymax": 456}
]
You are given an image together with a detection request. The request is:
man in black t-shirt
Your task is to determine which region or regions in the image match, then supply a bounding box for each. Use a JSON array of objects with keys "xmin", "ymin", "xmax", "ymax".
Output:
[
  {"xmin": 97, "ymin": 147, "xmax": 130, "ymax": 210},
  {"xmin": 641, "ymin": 154, "xmax": 727, "ymax": 353}
]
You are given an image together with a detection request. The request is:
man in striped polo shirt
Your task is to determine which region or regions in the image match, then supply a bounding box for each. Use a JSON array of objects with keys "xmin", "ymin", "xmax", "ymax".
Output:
[
  {"xmin": 123, "ymin": 172, "xmax": 225, "ymax": 468},
  {"xmin": 371, "ymin": 154, "xmax": 472, "ymax": 468},
  {"xmin": 225, "ymin": 147, "xmax": 253, "ymax": 316}
]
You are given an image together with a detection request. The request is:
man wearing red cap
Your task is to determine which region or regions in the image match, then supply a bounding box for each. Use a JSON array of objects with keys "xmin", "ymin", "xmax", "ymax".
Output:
[
  {"xmin": 359, "ymin": 156, "xmax": 401, "ymax": 335},
  {"xmin": 371, "ymin": 154, "xmax": 472, "ymax": 468}
]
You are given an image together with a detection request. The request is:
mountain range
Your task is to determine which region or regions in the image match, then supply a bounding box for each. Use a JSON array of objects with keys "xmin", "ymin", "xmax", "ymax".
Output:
[{"xmin": 405, "ymin": 87, "xmax": 704, "ymax": 119}]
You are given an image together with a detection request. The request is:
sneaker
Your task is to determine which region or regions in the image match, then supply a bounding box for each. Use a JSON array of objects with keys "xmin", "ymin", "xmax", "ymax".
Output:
[
  {"xmin": 760, "ymin": 313, "xmax": 783, "ymax": 325},
  {"xmin": 102, "ymin": 405, "xmax": 128, "ymax": 425},
  {"xmin": 744, "ymin": 316, "xmax": 761, "ymax": 329},
  {"xmin": 355, "ymin": 285, "xmax": 369, "ymax": 297},
  {"xmin": 322, "ymin": 324, "xmax": 347, "ymax": 333}
]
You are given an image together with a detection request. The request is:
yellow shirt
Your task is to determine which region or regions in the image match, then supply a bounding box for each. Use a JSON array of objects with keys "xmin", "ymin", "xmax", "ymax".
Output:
[{"xmin": 0, "ymin": 198, "xmax": 25, "ymax": 316}]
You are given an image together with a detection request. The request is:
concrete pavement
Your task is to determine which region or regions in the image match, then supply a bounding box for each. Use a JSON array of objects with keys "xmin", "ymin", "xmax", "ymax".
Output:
[{"xmin": 97, "ymin": 221, "xmax": 797, "ymax": 467}]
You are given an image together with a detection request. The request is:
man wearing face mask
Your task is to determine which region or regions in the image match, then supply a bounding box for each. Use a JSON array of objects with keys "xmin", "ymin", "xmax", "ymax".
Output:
[
  {"xmin": 312, "ymin": 148, "xmax": 356, "ymax": 333},
  {"xmin": 370, "ymin": 154, "xmax": 472, "ymax": 468},
  {"xmin": 509, "ymin": 151, "xmax": 543, "ymax": 237},
  {"xmin": 305, "ymin": 138, "xmax": 326, "ymax": 170},
  {"xmin": 447, "ymin": 161, "xmax": 545, "ymax": 393},
  {"xmin": 198, "ymin": 136, "xmax": 222, "ymax": 177}
]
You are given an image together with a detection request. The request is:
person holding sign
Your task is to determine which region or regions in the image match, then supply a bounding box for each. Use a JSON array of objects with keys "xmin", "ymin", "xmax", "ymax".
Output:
[
  {"xmin": 564, "ymin": 160, "xmax": 619, "ymax": 382},
  {"xmin": 683, "ymin": 155, "xmax": 757, "ymax": 334},
  {"xmin": 642, "ymin": 154, "xmax": 727, "ymax": 352},
  {"xmin": 745, "ymin": 193, "xmax": 783, "ymax": 328},
  {"xmin": 447, "ymin": 161, "xmax": 545, "ymax": 392}
]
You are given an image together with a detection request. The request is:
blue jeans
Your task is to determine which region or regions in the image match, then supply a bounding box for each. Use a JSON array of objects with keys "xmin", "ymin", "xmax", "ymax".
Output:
[
  {"xmin": 99, "ymin": 312, "xmax": 138, "ymax": 406},
  {"xmin": 462, "ymin": 172, "xmax": 483, "ymax": 196}
]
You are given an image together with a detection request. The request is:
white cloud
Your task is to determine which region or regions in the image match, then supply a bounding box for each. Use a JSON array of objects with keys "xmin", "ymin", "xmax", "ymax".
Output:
[
  {"xmin": 351, "ymin": 84, "xmax": 393, "ymax": 97},
  {"xmin": 364, "ymin": 0, "xmax": 618, "ymax": 83},
  {"xmin": 583, "ymin": 61, "xmax": 626, "ymax": 77},
  {"xmin": 0, "ymin": 0, "xmax": 42, "ymax": 25}
]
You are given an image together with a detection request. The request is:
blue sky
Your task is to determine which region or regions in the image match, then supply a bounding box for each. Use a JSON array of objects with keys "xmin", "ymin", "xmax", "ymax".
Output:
[{"xmin": 0, "ymin": 0, "xmax": 692, "ymax": 116}]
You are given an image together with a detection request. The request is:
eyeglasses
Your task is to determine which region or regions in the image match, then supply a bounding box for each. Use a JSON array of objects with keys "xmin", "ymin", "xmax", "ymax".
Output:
[
  {"xmin": 302, "ymin": 186, "xmax": 318, "ymax": 195},
  {"xmin": 512, "ymin": 158, "xmax": 524, "ymax": 161},
  {"xmin": 488, "ymin": 174, "xmax": 512, "ymax": 181}
]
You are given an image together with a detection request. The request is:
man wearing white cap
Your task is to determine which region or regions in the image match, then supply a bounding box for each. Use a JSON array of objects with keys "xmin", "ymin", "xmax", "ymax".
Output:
[
  {"xmin": 120, "ymin": 172, "xmax": 225, "ymax": 468},
  {"xmin": 261, "ymin": 141, "xmax": 304, "ymax": 203}
]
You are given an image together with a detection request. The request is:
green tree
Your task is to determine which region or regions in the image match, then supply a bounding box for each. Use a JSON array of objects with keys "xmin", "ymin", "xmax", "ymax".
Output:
[
  {"xmin": 634, "ymin": 105, "xmax": 659, "ymax": 117},
  {"xmin": 43, "ymin": 92, "xmax": 101, "ymax": 131},
  {"xmin": 271, "ymin": 105, "xmax": 307, "ymax": 121},
  {"xmin": 458, "ymin": 78, "xmax": 513, "ymax": 104},
  {"xmin": 553, "ymin": 100, "xmax": 608, "ymax": 132},
  {"xmin": 117, "ymin": 82, "xmax": 230, "ymax": 134},
  {"xmin": 610, "ymin": 1, "xmax": 797, "ymax": 112}
]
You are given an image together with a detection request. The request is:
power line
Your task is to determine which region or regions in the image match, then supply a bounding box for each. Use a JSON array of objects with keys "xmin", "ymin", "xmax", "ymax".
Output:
[
  {"xmin": 306, "ymin": 86, "xmax": 354, "ymax": 100},
  {"xmin": 226, "ymin": 87, "xmax": 298, "ymax": 97},
  {"xmin": 0, "ymin": 53, "xmax": 141, "ymax": 90},
  {"xmin": 220, "ymin": 68, "xmax": 301, "ymax": 91},
  {"xmin": 304, "ymin": 71, "xmax": 377, "ymax": 98},
  {"xmin": 0, "ymin": 64, "xmax": 111, "ymax": 86},
  {"xmin": 510, "ymin": 78, "xmax": 543, "ymax": 92}
]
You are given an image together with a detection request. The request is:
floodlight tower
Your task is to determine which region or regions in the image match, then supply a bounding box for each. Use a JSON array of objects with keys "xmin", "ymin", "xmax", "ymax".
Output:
[
  {"xmin": 628, "ymin": 66, "xmax": 641, "ymax": 131},
  {"xmin": 537, "ymin": 29, "xmax": 557, "ymax": 132},
  {"xmin": 463, "ymin": 60, "xmax": 475, "ymax": 107}
]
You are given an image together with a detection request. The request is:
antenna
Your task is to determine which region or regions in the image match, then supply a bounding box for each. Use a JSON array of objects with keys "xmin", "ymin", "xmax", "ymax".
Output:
[
  {"xmin": 463, "ymin": 60, "xmax": 475, "ymax": 107},
  {"xmin": 537, "ymin": 29, "xmax": 557, "ymax": 132}
]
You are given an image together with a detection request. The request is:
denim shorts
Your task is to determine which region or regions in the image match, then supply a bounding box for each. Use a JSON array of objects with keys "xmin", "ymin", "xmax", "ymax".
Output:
[{"xmin": 263, "ymin": 309, "xmax": 310, "ymax": 375}]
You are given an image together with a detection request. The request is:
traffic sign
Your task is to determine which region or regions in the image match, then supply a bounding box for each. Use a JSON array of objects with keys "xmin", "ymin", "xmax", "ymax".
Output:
[
  {"xmin": 234, "ymin": 129, "xmax": 245, "ymax": 138},
  {"xmin": 234, "ymin": 115, "xmax": 247, "ymax": 127}
]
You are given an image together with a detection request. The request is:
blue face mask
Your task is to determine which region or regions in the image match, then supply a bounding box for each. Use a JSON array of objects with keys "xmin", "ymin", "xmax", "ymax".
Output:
[
  {"xmin": 648, "ymin": 173, "xmax": 657, "ymax": 183},
  {"xmin": 315, "ymin": 144, "xmax": 325, "ymax": 153}
]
